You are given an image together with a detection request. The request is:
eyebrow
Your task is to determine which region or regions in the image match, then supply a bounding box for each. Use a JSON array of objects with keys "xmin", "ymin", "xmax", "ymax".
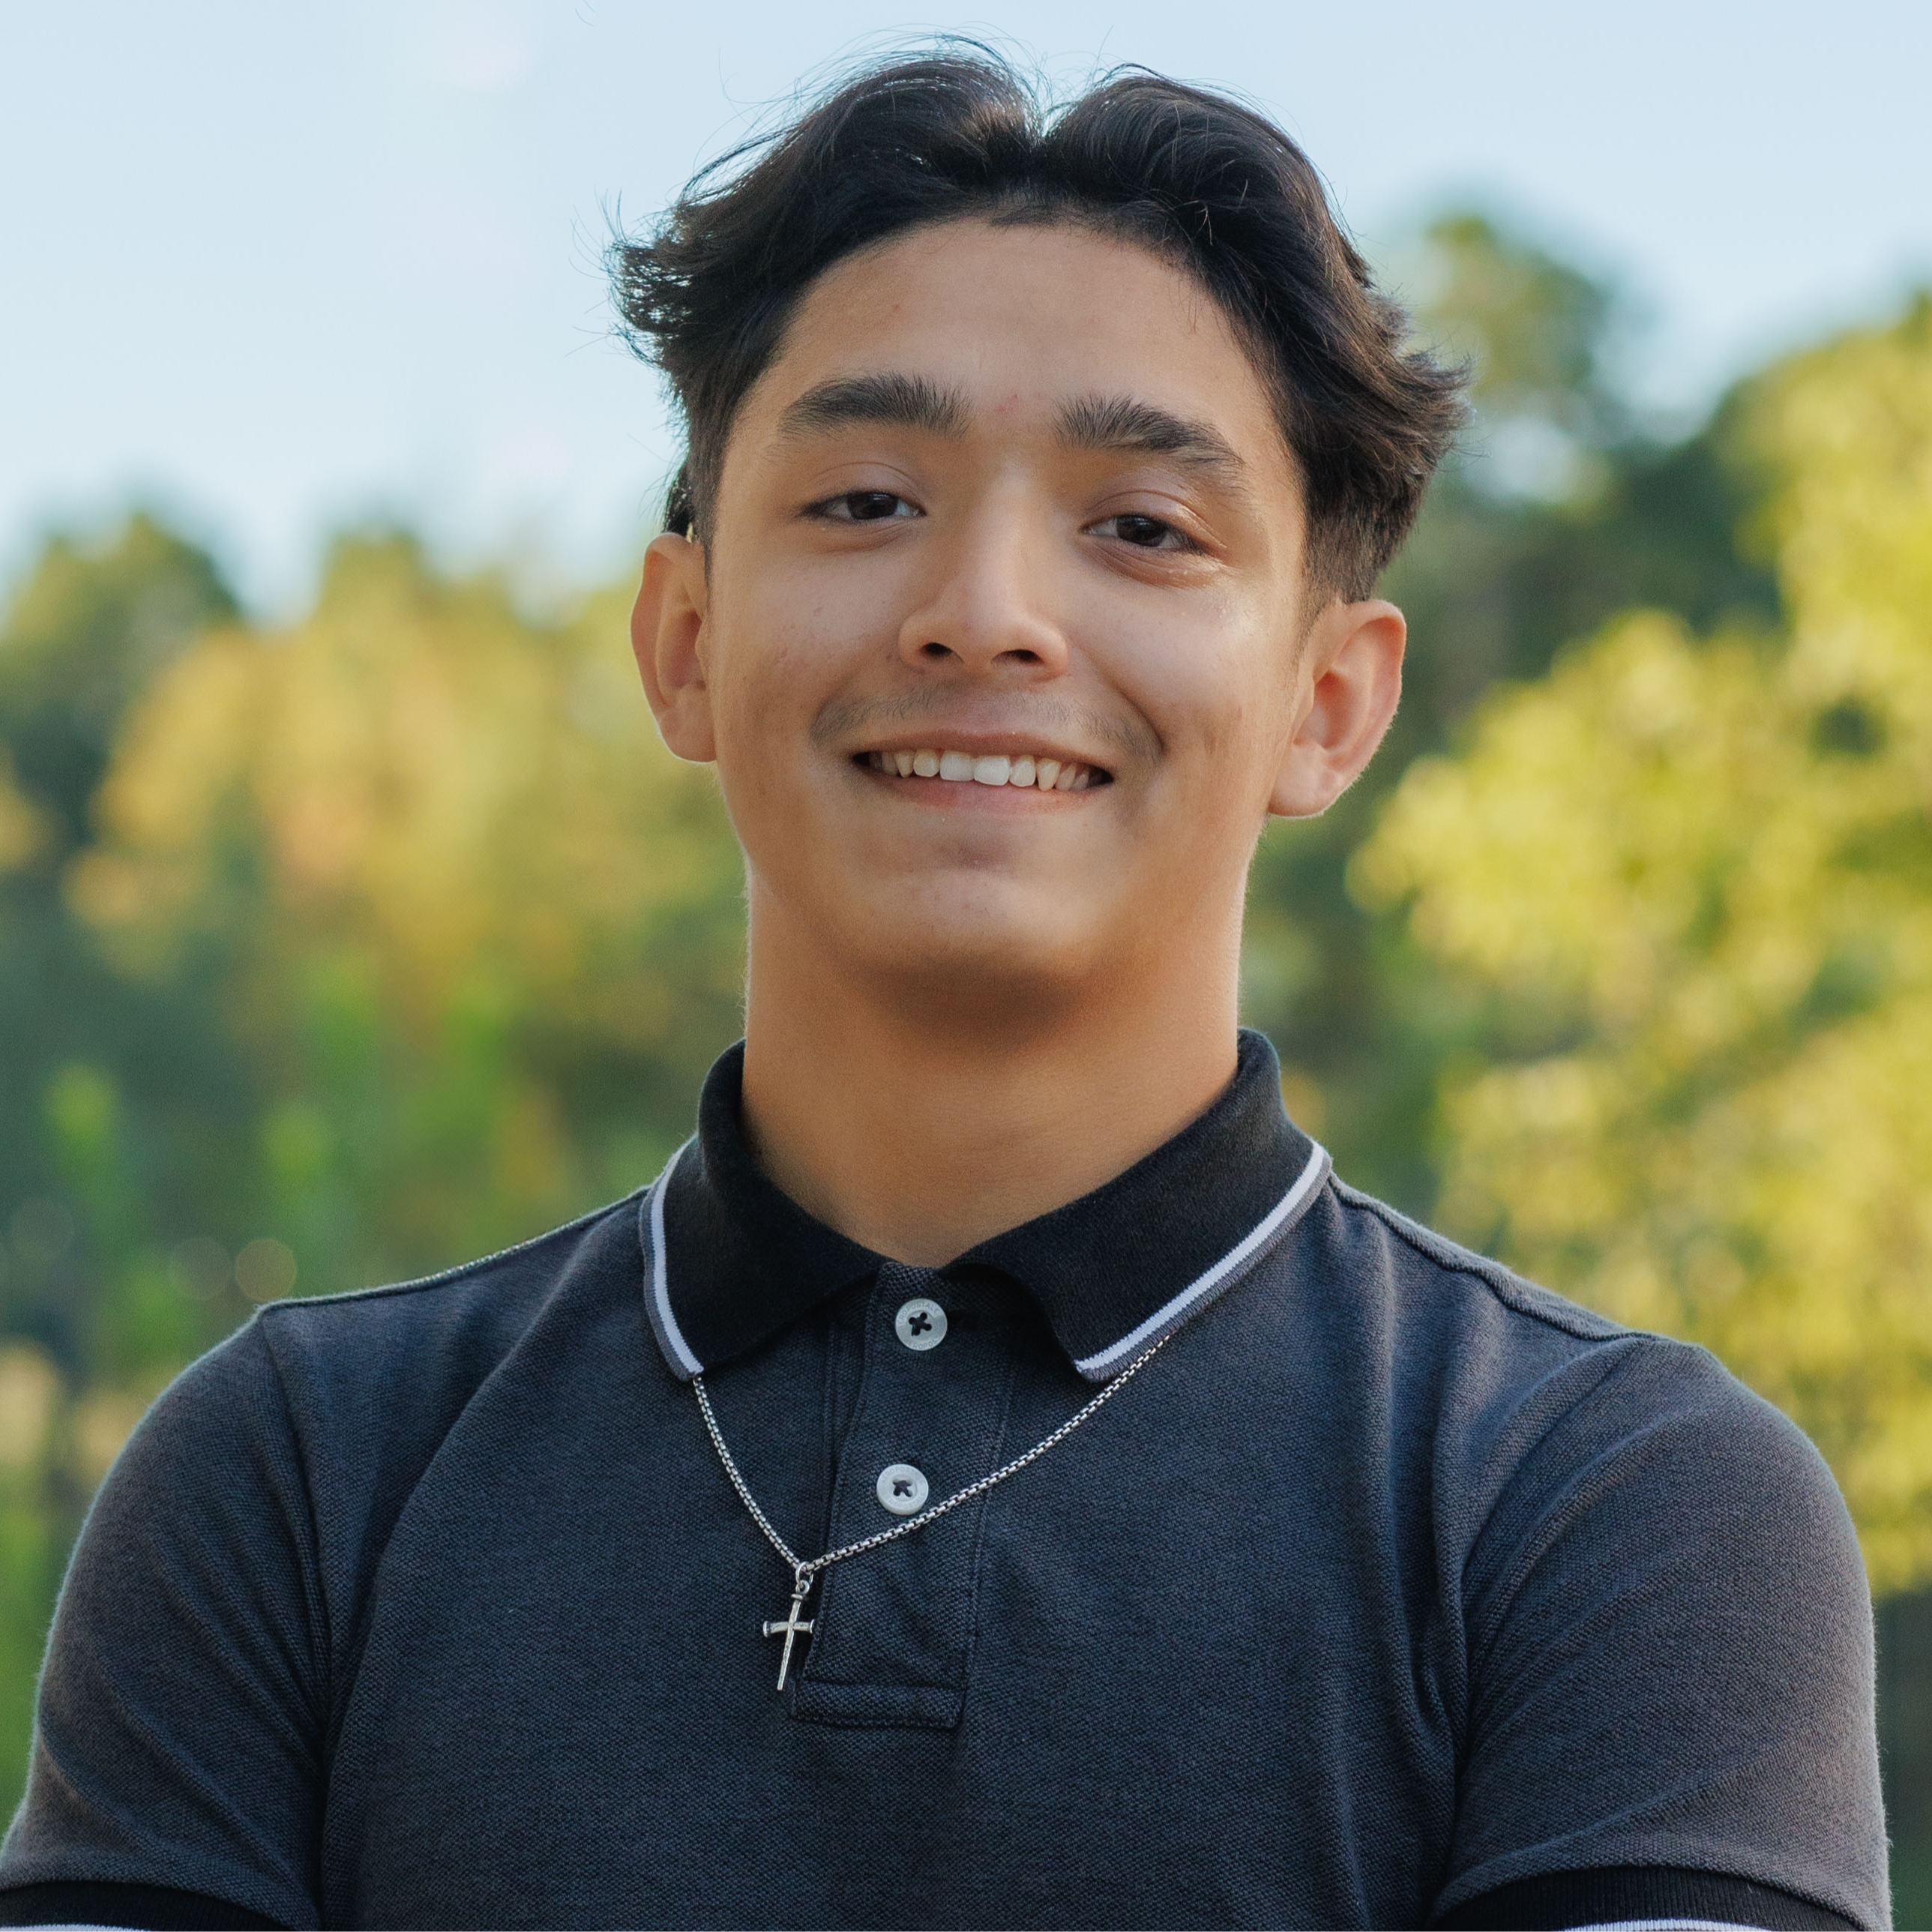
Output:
[
  {"xmin": 774, "ymin": 374, "xmax": 1253, "ymax": 500},
  {"xmin": 776, "ymin": 372, "xmax": 970, "ymax": 441},
  {"xmin": 1055, "ymin": 394, "xmax": 1252, "ymax": 496}
]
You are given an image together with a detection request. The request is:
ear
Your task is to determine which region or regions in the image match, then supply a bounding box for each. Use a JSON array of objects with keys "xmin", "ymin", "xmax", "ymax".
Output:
[
  {"xmin": 631, "ymin": 532, "xmax": 715, "ymax": 763},
  {"xmin": 1267, "ymin": 598, "xmax": 1406, "ymax": 819}
]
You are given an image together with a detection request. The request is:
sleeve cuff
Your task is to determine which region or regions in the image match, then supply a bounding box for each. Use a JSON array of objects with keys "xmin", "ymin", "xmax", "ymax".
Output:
[
  {"xmin": 0, "ymin": 1881, "xmax": 289, "ymax": 1930},
  {"xmin": 1433, "ymin": 1866, "xmax": 1862, "ymax": 1931}
]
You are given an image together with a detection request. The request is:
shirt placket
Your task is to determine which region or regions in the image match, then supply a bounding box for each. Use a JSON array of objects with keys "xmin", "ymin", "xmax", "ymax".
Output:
[{"xmin": 789, "ymin": 1260, "xmax": 1018, "ymax": 1728}]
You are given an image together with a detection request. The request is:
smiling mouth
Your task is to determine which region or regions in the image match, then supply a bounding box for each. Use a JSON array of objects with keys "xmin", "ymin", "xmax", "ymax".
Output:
[{"xmin": 856, "ymin": 747, "xmax": 1112, "ymax": 791}]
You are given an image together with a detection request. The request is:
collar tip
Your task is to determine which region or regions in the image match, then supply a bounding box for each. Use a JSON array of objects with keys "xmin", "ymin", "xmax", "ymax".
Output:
[{"xmin": 648, "ymin": 1314, "xmax": 705, "ymax": 1382}]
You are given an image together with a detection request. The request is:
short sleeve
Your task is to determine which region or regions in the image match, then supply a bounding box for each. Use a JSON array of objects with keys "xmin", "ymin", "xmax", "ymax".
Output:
[
  {"xmin": 1436, "ymin": 1340, "xmax": 1888, "ymax": 1929},
  {"xmin": 0, "ymin": 1320, "xmax": 325, "ymax": 1930}
]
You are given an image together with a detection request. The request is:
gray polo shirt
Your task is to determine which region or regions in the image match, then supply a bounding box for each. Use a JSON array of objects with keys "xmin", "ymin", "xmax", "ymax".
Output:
[{"xmin": 0, "ymin": 1032, "xmax": 1888, "ymax": 1929}]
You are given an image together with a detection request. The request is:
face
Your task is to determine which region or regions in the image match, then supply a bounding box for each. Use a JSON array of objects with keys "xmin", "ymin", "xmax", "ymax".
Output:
[{"xmin": 634, "ymin": 218, "xmax": 1403, "ymax": 1008}]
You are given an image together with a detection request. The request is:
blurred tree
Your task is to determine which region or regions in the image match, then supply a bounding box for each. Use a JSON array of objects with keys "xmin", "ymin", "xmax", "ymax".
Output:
[
  {"xmin": 70, "ymin": 529, "xmax": 748, "ymax": 1295},
  {"xmin": 1357, "ymin": 295, "xmax": 1932, "ymax": 1590},
  {"xmin": 1244, "ymin": 211, "xmax": 1778, "ymax": 1212},
  {"xmin": 0, "ymin": 517, "xmax": 247, "ymax": 1354},
  {"xmin": 0, "ymin": 1342, "xmax": 62, "ymax": 1829},
  {"xmin": 0, "ymin": 514, "xmax": 238, "ymax": 856},
  {"xmin": 0, "ymin": 513, "xmax": 245, "ymax": 1811}
]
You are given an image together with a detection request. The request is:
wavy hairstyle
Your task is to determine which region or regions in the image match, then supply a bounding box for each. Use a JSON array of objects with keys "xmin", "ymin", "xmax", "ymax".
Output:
[{"xmin": 610, "ymin": 49, "xmax": 1465, "ymax": 599}]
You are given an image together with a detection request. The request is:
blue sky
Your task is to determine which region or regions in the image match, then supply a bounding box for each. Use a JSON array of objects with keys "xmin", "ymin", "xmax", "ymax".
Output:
[{"xmin": 4, "ymin": 0, "xmax": 1929, "ymax": 610}]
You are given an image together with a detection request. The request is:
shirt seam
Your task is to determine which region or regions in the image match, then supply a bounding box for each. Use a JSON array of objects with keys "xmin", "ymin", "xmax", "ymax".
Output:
[
  {"xmin": 1331, "ymin": 1179, "xmax": 1658, "ymax": 1347},
  {"xmin": 1326, "ymin": 1183, "xmax": 1733, "ymax": 1673},
  {"xmin": 955, "ymin": 1334, "xmax": 1020, "ymax": 1716},
  {"xmin": 253, "ymin": 1194, "xmax": 646, "ymax": 1801},
  {"xmin": 255, "ymin": 1187, "xmax": 648, "ymax": 1316}
]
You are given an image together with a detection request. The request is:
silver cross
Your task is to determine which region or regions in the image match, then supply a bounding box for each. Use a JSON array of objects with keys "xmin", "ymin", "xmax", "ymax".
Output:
[{"xmin": 762, "ymin": 1573, "xmax": 816, "ymax": 1691}]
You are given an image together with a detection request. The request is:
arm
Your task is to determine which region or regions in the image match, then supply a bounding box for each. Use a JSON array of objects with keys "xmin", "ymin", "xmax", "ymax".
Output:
[
  {"xmin": 1433, "ymin": 1342, "xmax": 1887, "ymax": 1931},
  {"xmin": 0, "ymin": 1322, "xmax": 325, "ymax": 1931}
]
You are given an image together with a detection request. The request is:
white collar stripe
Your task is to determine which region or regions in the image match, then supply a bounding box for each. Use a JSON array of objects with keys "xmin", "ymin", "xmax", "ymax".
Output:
[
  {"xmin": 1071, "ymin": 1140, "xmax": 1331, "ymax": 1379},
  {"xmin": 649, "ymin": 1143, "xmax": 704, "ymax": 1378},
  {"xmin": 1559, "ymin": 1922, "xmax": 1769, "ymax": 1931}
]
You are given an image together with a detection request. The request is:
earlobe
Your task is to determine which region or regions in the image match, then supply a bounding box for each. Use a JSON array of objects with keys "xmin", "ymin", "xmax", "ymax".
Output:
[
  {"xmin": 1266, "ymin": 599, "xmax": 1406, "ymax": 819},
  {"xmin": 631, "ymin": 533, "xmax": 717, "ymax": 764}
]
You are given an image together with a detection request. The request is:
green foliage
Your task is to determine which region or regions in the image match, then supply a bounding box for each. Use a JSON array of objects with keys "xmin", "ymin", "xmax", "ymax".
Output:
[
  {"xmin": 69, "ymin": 527, "xmax": 749, "ymax": 1291},
  {"xmin": 1358, "ymin": 296, "xmax": 1932, "ymax": 1591},
  {"xmin": 1244, "ymin": 210, "xmax": 1776, "ymax": 1209},
  {"xmin": 0, "ymin": 513, "xmax": 238, "ymax": 855},
  {"xmin": 0, "ymin": 515, "xmax": 251, "ymax": 1372},
  {"xmin": 0, "ymin": 1342, "xmax": 63, "ymax": 1823},
  {"xmin": 1402, "ymin": 210, "xmax": 1626, "ymax": 481}
]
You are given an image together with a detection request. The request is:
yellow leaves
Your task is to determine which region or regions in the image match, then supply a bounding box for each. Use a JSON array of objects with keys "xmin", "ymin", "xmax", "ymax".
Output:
[
  {"xmin": 1748, "ymin": 295, "xmax": 1932, "ymax": 778},
  {"xmin": 1278, "ymin": 1068, "xmax": 1328, "ymax": 1136},
  {"xmin": 1356, "ymin": 613, "xmax": 1824, "ymax": 1047},
  {"xmin": 69, "ymin": 1388, "xmax": 148, "ymax": 1490},
  {"xmin": 0, "ymin": 752, "xmax": 47, "ymax": 873},
  {"xmin": 0, "ymin": 1348, "xmax": 58, "ymax": 1472},
  {"xmin": 55, "ymin": 533, "xmax": 749, "ymax": 1289},
  {"xmin": 1358, "ymin": 299, "xmax": 1932, "ymax": 1590},
  {"xmin": 74, "ymin": 536, "xmax": 743, "ymax": 1053},
  {"xmin": 0, "ymin": 1346, "xmax": 160, "ymax": 1496},
  {"xmin": 64, "ymin": 628, "xmax": 261, "ymax": 948},
  {"xmin": 1436, "ymin": 990, "xmax": 1932, "ymax": 1591}
]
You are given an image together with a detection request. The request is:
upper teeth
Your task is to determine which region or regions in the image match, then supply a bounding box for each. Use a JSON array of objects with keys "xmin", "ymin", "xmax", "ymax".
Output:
[{"xmin": 864, "ymin": 749, "xmax": 1098, "ymax": 790}]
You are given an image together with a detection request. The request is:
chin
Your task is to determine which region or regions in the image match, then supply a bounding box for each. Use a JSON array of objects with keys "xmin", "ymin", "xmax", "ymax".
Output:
[{"xmin": 853, "ymin": 894, "xmax": 1106, "ymax": 1005}]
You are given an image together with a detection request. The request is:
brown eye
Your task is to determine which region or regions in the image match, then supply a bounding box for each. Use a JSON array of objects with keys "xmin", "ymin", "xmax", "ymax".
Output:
[
  {"xmin": 1092, "ymin": 513, "xmax": 1193, "ymax": 551},
  {"xmin": 819, "ymin": 490, "xmax": 916, "ymax": 523}
]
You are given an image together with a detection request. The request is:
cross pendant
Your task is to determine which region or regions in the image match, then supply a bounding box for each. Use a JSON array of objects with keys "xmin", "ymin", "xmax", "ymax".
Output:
[{"xmin": 762, "ymin": 1574, "xmax": 816, "ymax": 1691}]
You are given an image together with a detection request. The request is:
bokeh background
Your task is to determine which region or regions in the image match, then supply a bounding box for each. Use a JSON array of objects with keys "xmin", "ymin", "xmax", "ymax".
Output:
[{"xmin": 6, "ymin": 0, "xmax": 1932, "ymax": 1906}]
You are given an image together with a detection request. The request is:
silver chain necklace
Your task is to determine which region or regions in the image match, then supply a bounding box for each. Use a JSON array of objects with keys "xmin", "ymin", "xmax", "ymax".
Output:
[{"xmin": 692, "ymin": 1332, "xmax": 1173, "ymax": 1691}]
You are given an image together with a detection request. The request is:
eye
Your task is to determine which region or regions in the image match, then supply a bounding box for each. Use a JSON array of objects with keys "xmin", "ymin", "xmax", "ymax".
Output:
[
  {"xmin": 812, "ymin": 490, "xmax": 919, "ymax": 523},
  {"xmin": 1090, "ymin": 512, "xmax": 1198, "ymax": 553}
]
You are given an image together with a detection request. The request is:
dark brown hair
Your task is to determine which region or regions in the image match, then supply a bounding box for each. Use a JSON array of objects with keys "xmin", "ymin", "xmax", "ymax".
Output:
[{"xmin": 610, "ymin": 48, "xmax": 1465, "ymax": 599}]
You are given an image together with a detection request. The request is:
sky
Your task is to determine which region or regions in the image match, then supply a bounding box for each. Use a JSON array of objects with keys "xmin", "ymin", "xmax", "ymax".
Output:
[{"xmin": 4, "ymin": 0, "xmax": 1930, "ymax": 613}]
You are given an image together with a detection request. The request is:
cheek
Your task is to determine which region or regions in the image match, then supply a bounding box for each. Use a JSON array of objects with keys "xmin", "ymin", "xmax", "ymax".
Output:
[
  {"xmin": 705, "ymin": 585, "xmax": 824, "ymax": 753},
  {"xmin": 709, "ymin": 556, "xmax": 904, "ymax": 741},
  {"xmin": 1107, "ymin": 601, "xmax": 1281, "ymax": 771}
]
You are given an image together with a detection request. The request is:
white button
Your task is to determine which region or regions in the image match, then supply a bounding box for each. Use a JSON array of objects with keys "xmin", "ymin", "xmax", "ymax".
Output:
[
  {"xmin": 894, "ymin": 1296, "xmax": 948, "ymax": 1351},
  {"xmin": 876, "ymin": 1463, "xmax": 930, "ymax": 1515}
]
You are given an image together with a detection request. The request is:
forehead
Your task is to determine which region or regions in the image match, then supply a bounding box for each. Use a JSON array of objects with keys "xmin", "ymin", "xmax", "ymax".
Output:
[{"xmin": 737, "ymin": 217, "xmax": 1294, "ymax": 485}]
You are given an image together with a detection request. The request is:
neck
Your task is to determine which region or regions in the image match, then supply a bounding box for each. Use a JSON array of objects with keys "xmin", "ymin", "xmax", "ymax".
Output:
[{"xmin": 738, "ymin": 894, "xmax": 1243, "ymax": 1266}]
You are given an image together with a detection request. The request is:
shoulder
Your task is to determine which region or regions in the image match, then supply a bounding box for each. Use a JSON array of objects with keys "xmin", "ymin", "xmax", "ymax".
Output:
[
  {"xmin": 249, "ymin": 1187, "xmax": 648, "ymax": 1416},
  {"xmin": 1322, "ymin": 1175, "xmax": 1624, "ymax": 1345},
  {"xmin": 108, "ymin": 1191, "xmax": 650, "ymax": 1626},
  {"xmin": 1307, "ymin": 1177, "xmax": 1850, "ymax": 1561},
  {"xmin": 244, "ymin": 1188, "xmax": 649, "ymax": 1524}
]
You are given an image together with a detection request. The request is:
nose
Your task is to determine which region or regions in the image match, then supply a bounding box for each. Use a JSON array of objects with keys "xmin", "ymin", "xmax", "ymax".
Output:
[{"xmin": 896, "ymin": 493, "xmax": 1071, "ymax": 681}]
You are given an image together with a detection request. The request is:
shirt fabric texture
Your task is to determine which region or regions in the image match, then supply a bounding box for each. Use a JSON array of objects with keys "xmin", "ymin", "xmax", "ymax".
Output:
[{"xmin": 0, "ymin": 1031, "xmax": 1889, "ymax": 1929}]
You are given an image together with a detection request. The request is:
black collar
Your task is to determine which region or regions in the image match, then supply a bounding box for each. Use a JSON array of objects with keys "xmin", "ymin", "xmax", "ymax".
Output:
[{"xmin": 642, "ymin": 1029, "xmax": 1329, "ymax": 1382}]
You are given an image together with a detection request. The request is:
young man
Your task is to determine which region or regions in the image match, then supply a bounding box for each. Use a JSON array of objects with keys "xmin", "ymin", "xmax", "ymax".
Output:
[{"xmin": 0, "ymin": 51, "xmax": 1886, "ymax": 1932}]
